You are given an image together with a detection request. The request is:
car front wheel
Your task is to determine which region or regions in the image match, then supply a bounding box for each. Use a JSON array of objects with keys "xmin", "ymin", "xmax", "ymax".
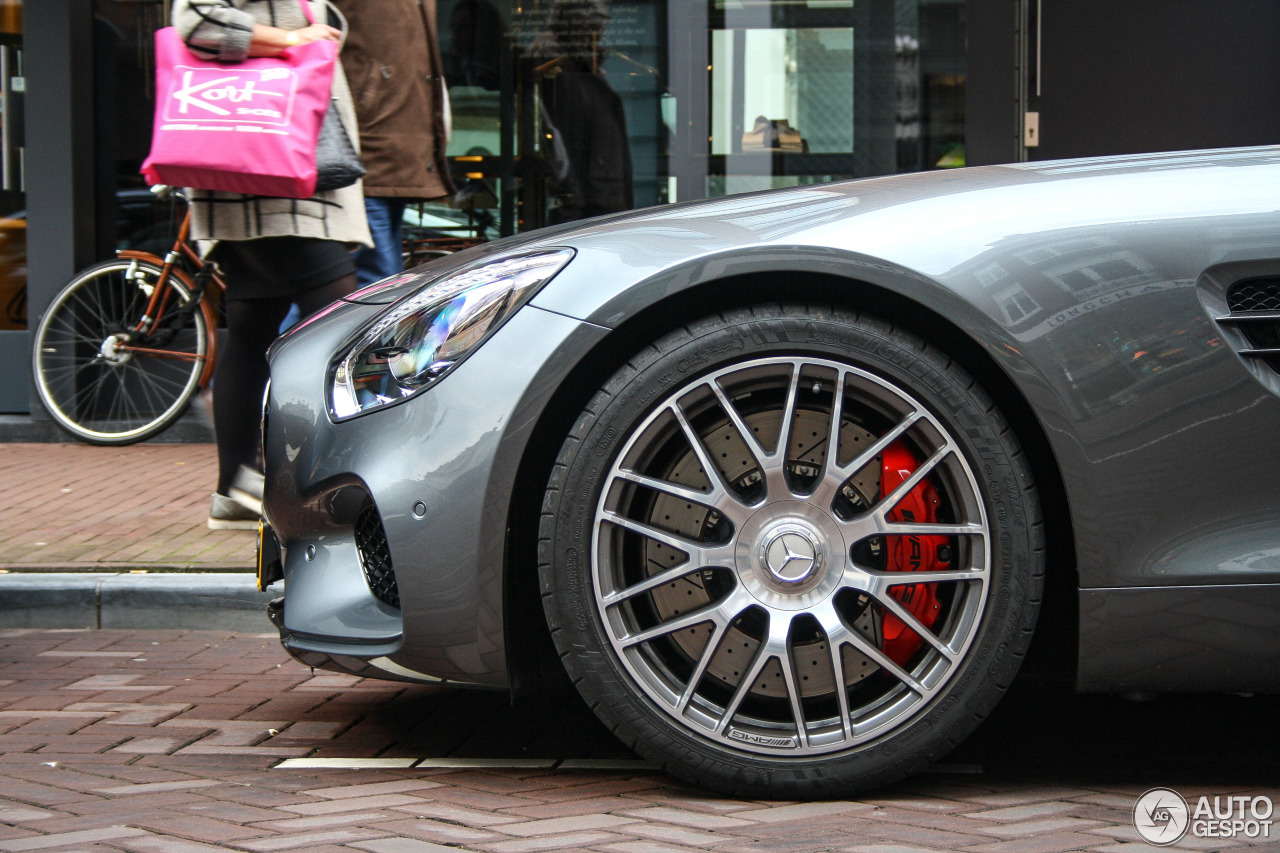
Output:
[{"xmin": 540, "ymin": 304, "xmax": 1044, "ymax": 797}]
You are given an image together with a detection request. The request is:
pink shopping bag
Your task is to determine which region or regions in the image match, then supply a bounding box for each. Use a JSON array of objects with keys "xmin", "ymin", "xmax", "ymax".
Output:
[{"xmin": 141, "ymin": 24, "xmax": 337, "ymax": 198}]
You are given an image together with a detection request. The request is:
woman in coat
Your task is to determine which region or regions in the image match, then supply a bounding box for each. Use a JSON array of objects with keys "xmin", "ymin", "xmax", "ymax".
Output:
[{"xmin": 171, "ymin": 0, "xmax": 373, "ymax": 528}]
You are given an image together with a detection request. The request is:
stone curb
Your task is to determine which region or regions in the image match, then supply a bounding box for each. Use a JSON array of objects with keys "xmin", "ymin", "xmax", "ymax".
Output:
[{"xmin": 0, "ymin": 573, "xmax": 278, "ymax": 632}]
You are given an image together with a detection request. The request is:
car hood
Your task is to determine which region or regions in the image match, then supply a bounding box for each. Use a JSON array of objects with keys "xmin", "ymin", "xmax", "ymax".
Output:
[{"xmin": 348, "ymin": 146, "xmax": 1280, "ymax": 312}]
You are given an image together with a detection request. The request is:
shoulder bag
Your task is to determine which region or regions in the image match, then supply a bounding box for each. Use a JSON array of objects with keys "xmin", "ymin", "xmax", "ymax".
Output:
[{"xmin": 142, "ymin": 0, "xmax": 363, "ymax": 198}]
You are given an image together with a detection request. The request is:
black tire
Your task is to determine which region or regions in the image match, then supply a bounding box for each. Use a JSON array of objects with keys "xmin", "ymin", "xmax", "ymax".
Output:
[
  {"xmin": 32, "ymin": 258, "xmax": 210, "ymax": 445},
  {"xmin": 539, "ymin": 304, "xmax": 1044, "ymax": 798}
]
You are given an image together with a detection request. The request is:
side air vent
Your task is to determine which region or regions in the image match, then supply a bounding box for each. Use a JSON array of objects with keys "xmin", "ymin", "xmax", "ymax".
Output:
[
  {"xmin": 354, "ymin": 502, "xmax": 400, "ymax": 608},
  {"xmin": 1219, "ymin": 276, "xmax": 1280, "ymax": 375}
]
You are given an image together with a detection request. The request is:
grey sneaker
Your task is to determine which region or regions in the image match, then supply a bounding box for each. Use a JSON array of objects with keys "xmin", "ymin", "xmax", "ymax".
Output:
[
  {"xmin": 229, "ymin": 465, "xmax": 264, "ymax": 515},
  {"xmin": 208, "ymin": 492, "xmax": 259, "ymax": 530}
]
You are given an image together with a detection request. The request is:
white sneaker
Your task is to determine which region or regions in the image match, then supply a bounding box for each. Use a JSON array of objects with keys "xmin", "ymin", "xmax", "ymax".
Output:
[
  {"xmin": 208, "ymin": 492, "xmax": 258, "ymax": 530},
  {"xmin": 229, "ymin": 465, "xmax": 264, "ymax": 516}
]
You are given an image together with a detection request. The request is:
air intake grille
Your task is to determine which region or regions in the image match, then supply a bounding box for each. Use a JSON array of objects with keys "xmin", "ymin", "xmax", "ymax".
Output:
[
  {"xmin": 1221, "ymin": 277, "xmax": 1280, "ymax": 377},
  {"xmin": 355, "ymin": 502, "xmax": 400, "ymax": 608},
  {"xmin": 1228, "ymin": 279, "xmax": 1280, "ymax": 313}
]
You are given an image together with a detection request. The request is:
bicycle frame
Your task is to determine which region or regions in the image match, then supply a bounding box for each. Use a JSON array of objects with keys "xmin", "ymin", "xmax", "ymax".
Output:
[{"xmin": 114, "ymin": 208, "xmax": 222, "ymax": 388}]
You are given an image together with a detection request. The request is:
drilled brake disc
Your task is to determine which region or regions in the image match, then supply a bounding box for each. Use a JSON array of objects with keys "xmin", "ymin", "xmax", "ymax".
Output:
[{"xmin": 645, "ymin": 407, "xmax": 883, "ymax": 698}]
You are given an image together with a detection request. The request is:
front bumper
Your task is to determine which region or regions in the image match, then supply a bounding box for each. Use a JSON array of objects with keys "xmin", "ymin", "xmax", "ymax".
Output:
[{"xmin": 261, "ymin": 296, "xmax": 605, "ymax": 686}]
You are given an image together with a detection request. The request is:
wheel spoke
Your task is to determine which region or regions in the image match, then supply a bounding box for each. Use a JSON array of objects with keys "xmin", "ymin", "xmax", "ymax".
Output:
[
  {"xmin": 779, "ymin": 635, "xmax": 811, "ymax": 749},
  {"xmin": 828, "ymin": 619, "xmax": 927, "ymax": 696},
  {"xmin": 600, "ymin": 510, "xmax": 730, "ymax": 567},
  {"xmin": 811, "ymin": 409, "xmax": 921, "ymax": 508},
  {"xmin": 874, "ymin": 592, "xmax": 960, "ymax": 662},
  {"xmin": 868, "ymin": 568, "xmax": 986, "ymax": 586},
  {"xmin": 826, "ymin": 636, "xmax": 855, "ymax": 743},
  {"xmin": 820, "ymin": 368, "xmax": 848, "ymax": 490},
  {"xmin": 601, "ymin": 561, "xmax": 717, "ymax": 606},
  {"xmin": 620, "ymin": 591, "xmax": 743, "ymax": 648},
  {"xmin": 669, "ymin": 400, "xmax": 741, "ymax": 503},
  {"xmin": 775, "ymin": 362, "xmax": 802, "ymax": 473},
  {"xmin": 714, "ymin": 631, "xmax": 774, "ymax": 735},
  {"xmin": 833, "ymin": 443, "xmax": 958, "ymax": 542},
  {"xmin": 875, "ymin": 443, "xmax": 950, "ymax": 518},
  {"xmin": 708, "ymin": 380, "xmax": 770, "ymax": 472},
  {"xmin": 877, "ymin": 521, "xmax": 984, "ymax": 537},
  {"xmin": 614, "ymin": 468, "xmax": 721, "ymax": 508},
  {"xmin": 676, "ymin": 618, "xmax": 731, "ymax": 713}
]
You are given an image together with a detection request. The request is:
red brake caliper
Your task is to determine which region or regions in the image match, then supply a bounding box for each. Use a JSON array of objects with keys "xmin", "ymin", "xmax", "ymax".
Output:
[{"xmin": 879, "ymin": 441, "xmax": 950, "ymax": 665}]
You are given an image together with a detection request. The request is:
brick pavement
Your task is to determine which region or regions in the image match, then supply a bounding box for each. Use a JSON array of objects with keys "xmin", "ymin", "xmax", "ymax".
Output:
[
  {"xmin": 0, "ymin": 444, "xmax": 253, "ymax": 572},
  {"xmin": 1, "ymin": 629, "xmax": 1277, "ymax": 852}
]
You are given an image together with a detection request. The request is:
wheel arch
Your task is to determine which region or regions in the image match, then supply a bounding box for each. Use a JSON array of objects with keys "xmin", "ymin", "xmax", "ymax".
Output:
[{"xmin": 503, "ymin": 268, "xmax": 1079, "ymax": 695}]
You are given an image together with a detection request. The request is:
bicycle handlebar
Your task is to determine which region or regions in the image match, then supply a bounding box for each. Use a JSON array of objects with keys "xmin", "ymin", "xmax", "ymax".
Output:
[{"xmin": 149, "ymin": 185, "xmax": 189, "ymax": 204}]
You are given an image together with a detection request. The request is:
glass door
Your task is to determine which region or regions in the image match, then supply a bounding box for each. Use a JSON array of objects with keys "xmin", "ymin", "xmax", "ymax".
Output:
[
  {"xmin": 434, "ymin": 0, "xmax": 669, "ymax": 235},
  {"xmin": 670, "ymin": 0, "xmax": 967, "ymax": 203}
]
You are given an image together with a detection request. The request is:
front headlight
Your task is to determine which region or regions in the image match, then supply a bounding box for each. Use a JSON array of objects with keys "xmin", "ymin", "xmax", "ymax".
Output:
[{"xmin": 330, "ymin": 249, "xmax": 574, "ymax": 419}]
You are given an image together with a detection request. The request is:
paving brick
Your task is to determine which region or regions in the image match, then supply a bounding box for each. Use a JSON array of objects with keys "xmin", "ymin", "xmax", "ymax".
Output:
[
  {"xmin": 598, "ymin": 841, "xmax": 709, "ymax": 853},
  {"xmin": 956, "ymin": 832, "xmax": 1106, "ymax": 853},
  {"xmin": 277, "ymin": 793, "xmax": 430, "ymax": 815},
  {"xmin": 492, "ymin": 813, "xmax": 641, "ymax": 837},
  {"xmin": 963, "ymin": 789, "xmax": 1098, "ymax": 808},
  {"xmin": 179, "ymin": 799, "xmax": 289, "ymax": 824},
  {"xmin": 980, "ymin": 817, "xmax": 1108, "ymax": 838},
  {"xmin": 964, "ymin": 802, "xmax": 1079, "ymax": 822},
  {"xmin": 852, "ymin": 822, "xmax": 994, "ymax": 850},
  {"xmin": 618, "ymin": 807, "xmax": 753, "ymax": 829},
  {"xmin": 370, "ymin": 818, "xmax": 507, "ymax": 845},
  {"xmin": 124, "ymin": 813, "xmax": 267, "ymax": 843},
  {"xmin": 413, "ymin": 786, "xmax": 538, "ymax": 811},
  {"xmin": 350, "ymin": 840, "xmax": 464, "ymax": 853},
  {"xmin": 503, "ymin": 778, "xmax": 660, "ymax": 805},
  {"xmin": 730, "ymin": 801, "xmax": 872, "ymax": 823},
  {"xmin": 841, "ymin": 845, "xmax": 951, "ymax": 853},
  {"xmin": 252, "ymin": 811, "xmax": 399, "ymax": 831},
  {"xmin": 231, "ymin": 828, "xmax": 392, "ymax": 851},
  {"xmin": 625, "ymin": 821, "xmax": 732, "ymax": 848},
  {"xmin": 117, "ymin": 836, "xmax": 237, "ymax": 853},
  {"xmin": 391, "ymin": 801, "xmax": 524, "ymax": 826},
  {"xmin": 94, "ymin": 779, "xmax": 227, "ymax": 796},
  {"xmin": 861, "ymin": 804, "xmax": 1000, "ymax": 837},
  {"xmin": 58, "ymin": 792, "xmax": 210, "ymax": 818},
  {"xmin": 496, "ymin": 795, "xmax": 651, "ymax": 820},
  {"xmin": 300, "ymin": 779, "xmax": 444, "ymax": 799},
  {"xmin": 1084, "ymin": 825, "xmax": 1243, "ymax": 850},
  {"xmin": 481, "ymin": 831, "xmax": 626, "ymax": 852},
  {"xmin": 0, "ymin": 825, "xmax": 148, "ymax": 851}
]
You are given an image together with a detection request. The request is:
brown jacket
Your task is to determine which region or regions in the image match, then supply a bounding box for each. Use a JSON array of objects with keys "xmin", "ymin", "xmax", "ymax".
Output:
[{"xmin": 331, "ymin": 0, "xmax": 455, "ymax": 199}]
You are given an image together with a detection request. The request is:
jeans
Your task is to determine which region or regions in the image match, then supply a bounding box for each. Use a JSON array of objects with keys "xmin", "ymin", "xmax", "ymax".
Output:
[{"xmin": 353, "ymin": 197, "xmax": 409, "ymax": 287}]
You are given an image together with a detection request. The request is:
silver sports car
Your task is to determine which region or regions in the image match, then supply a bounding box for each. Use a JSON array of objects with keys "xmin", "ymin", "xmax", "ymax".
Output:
[{"xmin": 258, "ymin": 146, "xmax": 1280, "ymax": 797}]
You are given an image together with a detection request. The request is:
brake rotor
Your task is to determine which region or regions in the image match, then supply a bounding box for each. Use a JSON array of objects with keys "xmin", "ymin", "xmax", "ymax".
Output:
[{"xmin": 644, "ymin": 406, "xmax": 883, "ymax": 699}]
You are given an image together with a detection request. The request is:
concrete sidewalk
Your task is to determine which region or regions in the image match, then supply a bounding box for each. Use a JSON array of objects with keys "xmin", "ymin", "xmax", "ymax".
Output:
[{"xmin": 0, "ymin": 443, "xmax": 272, "ymax": 630}]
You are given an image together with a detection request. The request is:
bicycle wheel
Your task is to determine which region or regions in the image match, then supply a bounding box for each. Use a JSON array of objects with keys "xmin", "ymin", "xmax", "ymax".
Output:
[{"xmin": 32, "ymin": 257, "xmax": 212, "ymax": 445}]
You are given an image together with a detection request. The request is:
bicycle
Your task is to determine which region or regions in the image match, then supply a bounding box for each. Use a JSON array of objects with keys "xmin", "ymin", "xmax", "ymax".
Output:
[
  {"xmin": 33, "ymin": 189, "xmax": 486, "ymax": 445},
  {"xmin": 32, "ymin": 186, "xmax": 222, "ymax": 445}
]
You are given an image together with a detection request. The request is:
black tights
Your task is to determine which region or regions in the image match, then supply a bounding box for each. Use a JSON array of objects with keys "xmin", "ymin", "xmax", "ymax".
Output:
[{"xmin": 212, "ymin": 274, "xmax": 357, "ymax": 495}]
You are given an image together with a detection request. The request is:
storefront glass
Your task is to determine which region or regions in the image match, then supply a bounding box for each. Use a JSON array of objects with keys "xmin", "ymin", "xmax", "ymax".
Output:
[
  {"xmin": 430, "ymin": 0, "xmax": 964, "ymax": 237},
  {"xmin": 72, "ymin": 0, "xmax": 965, "ymax": 250},
  {"xmin": 92, "ymin": 0, "xmax": 173, "ymax": 262}
]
